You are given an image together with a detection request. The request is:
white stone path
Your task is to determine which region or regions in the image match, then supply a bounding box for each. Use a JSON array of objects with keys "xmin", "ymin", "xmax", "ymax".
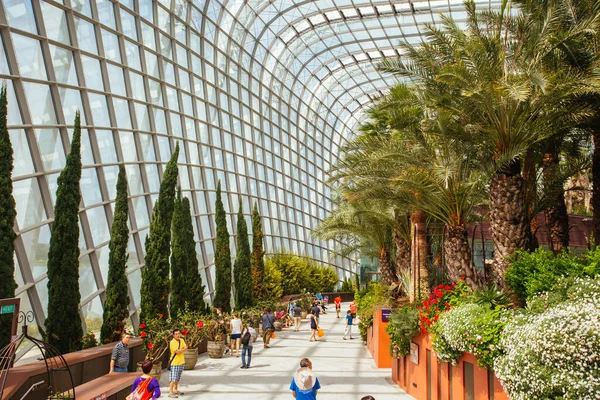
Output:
[{"xmin": 157, "ymin": 303, "xmax": 415, "ymax": 400}]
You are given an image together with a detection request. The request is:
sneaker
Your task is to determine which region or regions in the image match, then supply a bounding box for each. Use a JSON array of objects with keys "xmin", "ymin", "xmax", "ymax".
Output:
[
  {"xmin": 175, "ymin": 392, "xmax": 184, "ymax": 396},
  {"xmin": 245, "ymin": 366, "xmax": 250, "ymax": 369},
  {"xmin": 168, "ymin": 394, "xmax": 178, "ymax": 398},
  {"xmin": 343, "ymin": 337, "xmax": 347, "ymax": 340},
  {"xmin": 350, "ymin": 337, "xmax": 355, "ymax": 340},
  {"xmin": 224, "ymin": 348, "xmax": 230, "ymax": 355},
  {"xmin": 240, "ymin": 365, "xmax": 246, "ymax": 369}
]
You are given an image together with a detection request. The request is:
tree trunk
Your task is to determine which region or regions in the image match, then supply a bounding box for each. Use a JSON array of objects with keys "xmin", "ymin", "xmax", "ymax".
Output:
[
  {"xmin": 542, "ymin": 141, "xmax": 569, "ymax": 253},
  {"xmin": 394, "ymin": 227, "xmax": 411, "ymax": 275},
  {"xmin": 489, "ymin": 162, "xmax": 529, "ymax": 289},
  {"xmin": 378, "ymin": 246, "xmax": 398, "ymax": 285},
  {"xmin": 444, "ymin": 225, "xmax": 480, "ymax": 290},
  {"xmin": 522, "ymin": 149, "xmax": 539, "ymax": 250},
  {"xmin": 410, "ymin": 210, "xmax": 429, "ymax": 298},
  {"xmin": 592, "ymin": 127, "xmax": 600, "ymax": 244}
]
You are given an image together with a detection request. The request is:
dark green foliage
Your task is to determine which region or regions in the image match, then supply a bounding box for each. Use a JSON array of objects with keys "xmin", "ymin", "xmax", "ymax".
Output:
[
  {"xmin": 355, "ymin": 273, "xmax": 360, "ymax": 291},
  {"xmin": 341, "ymin": 278, "xmax": 353, "ymax": 292},
  {"xmin": 506, "ymin": 248, "xmax": 600, "ymax": 302},
  {"xmin": 100, "ymin": 164, "xmax": 130, "ymax": 344},
  {"xmin": 251, "ymin": 203, "xmax": 266, "ymax": 301},
  {"xmin": 213, "ymin": 181, "xmax": 232, "ymax": 312},
  {"xmin": 386, "ymin": 306, "xmax": 420, "ymax": 356},
  {"xmin": 46, "ymin": 113, "xmax": 83, "ymax": 354},
  {"xmin": 170, "ymin": 188, "xmax": 205, "ymax": 316},
  {"xmin": 140, "ymin": 143, "xmax": 179, "ymax": 322},
  {"xmin": 0, "ymin": 85, "xmax": 16, "ymax": 349},
  {"xmin": 234, "ymin": 200, "xmax": 253, "ymax": 309}
]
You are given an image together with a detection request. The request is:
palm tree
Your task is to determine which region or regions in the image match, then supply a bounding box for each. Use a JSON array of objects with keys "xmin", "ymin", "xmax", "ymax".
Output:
[
  {"xmin": 314, "ymin": 200, "xmax": 398, "ymax": 286},
  {"xmin": 379, "ymin": 0, "xmax": 600, "ymax": 286}
]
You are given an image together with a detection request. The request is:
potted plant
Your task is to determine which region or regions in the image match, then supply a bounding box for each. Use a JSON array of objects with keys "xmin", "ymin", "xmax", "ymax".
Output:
[
  {"xmin": 137, "ymin": 314, "xmax": 170, "ymax": 377},
  {"xmin": 176, "ymin": 306, "xmax": 207, "ymax": 369},
  {"xmin": 274, "ymin": 310, "xmax": 285, "ymax": 331},
  {"xmin": 297, "ymin": 293, "xmax": 313, "ymax": 319},
  {"xmin": 206, "ymin": 317, "xmax": 228, "ymax": 358}
]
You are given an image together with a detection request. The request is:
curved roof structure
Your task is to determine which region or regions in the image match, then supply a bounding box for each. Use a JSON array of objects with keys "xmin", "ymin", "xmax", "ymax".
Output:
[{"xmin": 0, "ymin": 0, "xmax": 498, "ymax": 356}]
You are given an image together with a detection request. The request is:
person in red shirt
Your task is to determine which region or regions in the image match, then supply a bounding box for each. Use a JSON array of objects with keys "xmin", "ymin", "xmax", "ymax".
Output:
[
  {"xmin": 349, "ymin": 301, "xmax": 357, "ymax": 319},
  {"xmin": 334, "ymin": 296, "xmax": 342, "ymax": 318}
]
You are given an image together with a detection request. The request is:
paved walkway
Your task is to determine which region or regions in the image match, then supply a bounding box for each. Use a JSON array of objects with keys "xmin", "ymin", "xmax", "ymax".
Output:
[{"xmin": 157, "ymin": 303, "xmax": 415, "ymax": 400}]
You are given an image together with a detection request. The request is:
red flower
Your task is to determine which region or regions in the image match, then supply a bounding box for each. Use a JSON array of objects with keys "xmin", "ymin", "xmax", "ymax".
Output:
[
  {"xmin": 182, "ymin": 329, "xmax": 189, "ymax": 337},
  {"xmin": 139, "ymin": 323, "xmax": 147, "ymax": 329},
  {"xmin": 445, "ymin": 285, "xmax": 452, "ymax": 290},
  {"xmin": 147, "ymin": 343, "xmax": 154, "ymax": 349},
  {"xmin": 452, "ymin": 283, "xmax": 456, "ymax": 287},
  {"xmin": 437, "ymin": 291, "xmax": 443, "ymax": 298},
  {"xmin": 140, "ymin": 331, "xmax": 147, "ymax": 338},
  {"xmin": 459, "ymin": 276, "xmax": 465, "ymax": 281},
  {"xmin": 158, "ymin": 314, "xmax": 164, "ymax": 319},
  {"xmin": 197, "ymin": 320, "xmax": 204, "ymax": 328}
]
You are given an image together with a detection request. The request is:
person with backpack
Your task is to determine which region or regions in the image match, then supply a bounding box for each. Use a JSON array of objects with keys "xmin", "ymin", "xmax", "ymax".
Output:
[
  {"xmin": 168, "ymin": 328, "xmax": 188, "ymax": 398},
  {"xmin": 240, "ymin": 321, "xmax": 257, "ymax": 369},
  {"xmin": 261, "ymin": 308, "xmax": 275, "ymax": 348},
  {"xmin": 343, "ymin": 310, "xmax": 354, "ymax": 340},
  {"xmin": 128, "ymin": 359, "xmax": 160, "ymax": 400},
  {"xmin": 290, "ymin": 358, "xmax": 321, "ymax": 399}
]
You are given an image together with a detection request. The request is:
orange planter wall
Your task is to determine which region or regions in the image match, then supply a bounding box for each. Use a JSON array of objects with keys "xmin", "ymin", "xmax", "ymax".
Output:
[
  {"xmin": 366, "ymin": 309, "xmax": 392, "ymax": 368},
  {"xmin": 391, "ymin": 332, "xmax": 509, "ymax": 400}
]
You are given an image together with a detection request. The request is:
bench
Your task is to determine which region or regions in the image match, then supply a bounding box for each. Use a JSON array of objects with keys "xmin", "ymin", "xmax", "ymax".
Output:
[{"xmin": 72, "ymin": 372, "xmax": 139, "ymax": 400}]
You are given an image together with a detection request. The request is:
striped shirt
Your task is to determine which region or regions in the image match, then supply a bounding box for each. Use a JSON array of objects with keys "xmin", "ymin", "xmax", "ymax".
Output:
[{"xmin": 111, "ymin": 341, "xmax": 129, "ymax": 369}]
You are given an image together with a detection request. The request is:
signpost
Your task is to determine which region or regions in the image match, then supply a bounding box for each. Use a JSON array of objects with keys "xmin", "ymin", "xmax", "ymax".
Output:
[
  {"xmin": 381, "ymin": 309, "xmax": 392, "ymax": 322},
  {"xmin": 0, "ymin": 298, "xmax": 20, "ymax": 340},
  {"xmin": 1, "ymin": 304, "xmax": 15, "ymax": 314}
]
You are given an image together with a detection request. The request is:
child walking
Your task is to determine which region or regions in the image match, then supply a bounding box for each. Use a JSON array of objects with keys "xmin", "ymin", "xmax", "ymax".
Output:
[{"xmin": 343, "ymin": 310, "xmax": 354, "ymax": 340}]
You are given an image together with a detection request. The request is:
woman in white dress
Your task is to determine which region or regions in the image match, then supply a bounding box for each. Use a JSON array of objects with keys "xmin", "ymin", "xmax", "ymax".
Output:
[{"xmin": 230, "ymin": 312, "xmax": 243, "ymax": 357}]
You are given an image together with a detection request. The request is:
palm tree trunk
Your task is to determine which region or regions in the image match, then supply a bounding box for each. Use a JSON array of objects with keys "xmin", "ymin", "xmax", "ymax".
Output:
[
  {"xmin": 489, "ymin": 162, "xmax": 530, "ymax": 289},
  {"xmin": 393, "ymin": 227, "xmax": 411, "ymax": 275},
  {"xmin": 378, "ymin": 246, "xmax": 398, "ymax": 285},
  {"xmin": 522, "ymin": 149, "xmax": 539, "ymax": 250},
  {"xmin": 444, "ymin": 225, "xmax": 480, "ymax": 290},
  {"xmin": 593, "ymin": 127, "xmax": 600, "ymax": 244},
  {"xmin": 542, "ymin": 141, "xmax": 569, "ymax": 253},
  {"xmin": 411, "ymin": 210, "xmax": 429, "ymax": 296}
]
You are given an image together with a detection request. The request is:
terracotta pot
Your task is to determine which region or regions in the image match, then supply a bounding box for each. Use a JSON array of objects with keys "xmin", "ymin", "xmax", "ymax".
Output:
[
  {"xmin": 207, "ymin": 340, "xmax": 225, "ymax": 358},
  {"xmin": 184, "ymin": 347, "xmax": 198, "ymax": 370},
  {"xmin": 301, "ymin": 311, "xmax": 307, "ymax": 319},
  {"xmin": 136, "ymin": 360, "xmax": 162, "ymax": 380},
  {"xmin": 274, "ymin": 321, "xmax": 283, "ymax": 331}
]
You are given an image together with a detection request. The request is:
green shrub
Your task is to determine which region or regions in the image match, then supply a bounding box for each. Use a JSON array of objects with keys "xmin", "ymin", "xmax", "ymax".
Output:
[
  {"xmin": 262, "ymin": 260, "xmax": 283, "ymax": 303},
  {"xmin": 266, "ymin": 251, "xmax": 337, "ymax": 295},
  {"xmin": 386, "ymin": 306, "xmax": 420, "ymax": 357},
  {"xmin": 506, "ymin": 248, "xmax": 600, "ymax": 302},
  {"xmin": 355, "ymin": 281, "xmax": 392, "ymax": 341}
]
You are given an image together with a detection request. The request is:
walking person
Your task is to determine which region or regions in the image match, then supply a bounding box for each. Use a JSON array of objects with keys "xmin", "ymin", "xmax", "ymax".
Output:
[
  {"xmin": 168, "ymin": 328, "xmax": 188, "ymax": 398},
  {"xmin": 309, "ymin": 310, "xmax": 320, "ymax": 342},
  {"xmin": 290, "ymin": 358, "xmax": 321, "ymax": 399},
  {"xmin": 216, "ymin": 307, "xmax": 231, "ymax": 355},
  {"xmin": 343, "ymin": 310, "xmax": 354, "ymax": 340},
  {"xmin": 240, "ymin": 321, "xmax": 258, "ymax": 369},
  {"xmin": 230, "ymin": 312, "xmax": 242, "ymax": 357},
  {"xmin": 310, "ymin": 301, "xmax": 321, "ymax": 324},
  {"xmin": 109, "ymin": 332, "xmax": 131, "ymax": 373},
  {"xmin": 293, "ymin": 303, "xmax": 302, "ymax": 331},
  {"xmin": 261, "ymin": 308, "xmax": 276, "ymax": 348},
  {"xmin": 129, "ymin": 359, "xmax": 161, "ymax": 399},
  {"xmin": 334, "ymin": 296, "xmax": 342, "ymax": 318}
]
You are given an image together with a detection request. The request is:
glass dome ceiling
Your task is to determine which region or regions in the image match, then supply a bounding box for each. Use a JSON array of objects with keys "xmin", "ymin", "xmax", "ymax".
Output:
[{"xmin": 0, "ymin": 0, "xmax": 500, "ymax": 354}]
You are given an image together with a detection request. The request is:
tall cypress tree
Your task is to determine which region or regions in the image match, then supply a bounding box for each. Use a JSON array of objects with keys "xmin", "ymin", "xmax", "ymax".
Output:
[
  {"xmin": 182, "ymin": 196, "xmax": 205, "ymax": 311},
  {"xmin": 140, "ymin": 143, "xmax": 179, "ymax": 323},
  {"xmin": 171, "ymin": 188, "xmax": 205, "ymax": 317},
  {"xmin": 46, "ymin": 113, "xmax": 83, "ymax": 354},
  {"xmin": 213, "ymin": 181, "xmax": 232, "ymax": 312},
  {"xmin": 100, "ymin": 164, "xmax": 130, "ymax": 344},
  {"xmin": 234, "ymin": 199, "xmax": 253, "ymax": 309},
  {"xmin": 251, "ymin": 203, "xmax": 266, "ymax": 301},
  {"xmin": 0, "ymin": 85, "xmax": 17, "ymax": 349}
]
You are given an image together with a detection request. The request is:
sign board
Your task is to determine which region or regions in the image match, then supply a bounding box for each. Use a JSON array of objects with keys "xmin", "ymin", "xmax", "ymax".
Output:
[
  {"xmin": 410, "ymin": 342, "xmax": 419, "ymax": 365},
  {"xmin": 1, "ymin": 304, "xmax": 15, "ymax": 314},
  {"xmin": 381, "ymin": 309, "xmax": 392, "ymax": 322}
]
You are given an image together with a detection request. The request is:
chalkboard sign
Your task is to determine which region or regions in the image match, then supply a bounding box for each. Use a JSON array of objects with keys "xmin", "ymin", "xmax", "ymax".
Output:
[{"xmin": 381, "ymin": 309, "xmax": 392, "ymax": 322}]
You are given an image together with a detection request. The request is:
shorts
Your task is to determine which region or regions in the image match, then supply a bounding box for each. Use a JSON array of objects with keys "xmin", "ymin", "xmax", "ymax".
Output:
[
  {"xmin": 335, "ymin": 305, "xmax": 341, "ymax": 309},
  {"xmin": 231, "ymin": 333, "xmax": 241, "ymax": 339},
  {"xmin": 169, "ymin": 364, "xmax": 184, "ymax": 382}
]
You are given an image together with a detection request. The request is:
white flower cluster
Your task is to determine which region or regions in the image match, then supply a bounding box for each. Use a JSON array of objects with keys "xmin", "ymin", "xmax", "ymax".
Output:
[{"xmin": 495, "ymin": 277, "xmax": 600, "ymax": 400}]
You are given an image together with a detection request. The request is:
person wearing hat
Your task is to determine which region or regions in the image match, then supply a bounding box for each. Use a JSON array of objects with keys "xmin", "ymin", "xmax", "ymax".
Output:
[{"xmin": 290, "ymin": 358, "xmax": 320, "ymax": 399}]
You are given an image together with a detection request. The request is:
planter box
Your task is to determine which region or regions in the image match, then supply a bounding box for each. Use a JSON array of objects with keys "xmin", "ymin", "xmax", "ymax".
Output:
[
  {"xmin": 391, "ymin": 332, "xmax": 509, "ymax": 400},
  {"xmin": 366, "ymin": 309, "xmax": 392, "ymax": 368}
]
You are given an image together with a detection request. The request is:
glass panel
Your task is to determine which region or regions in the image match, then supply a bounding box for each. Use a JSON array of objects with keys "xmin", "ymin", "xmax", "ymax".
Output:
[
  {"xmin": 21, "ymin": 224, "xmax": 51, "ymax": 280},
  {"xmin": 87, "ymin": 206, "xmax": 110, "ymax": 244},
  {"xmin": 135, "ymin": 103, "xmax": 151, "ymax": 131},
  {"xmin": 125, "ymin": 41, "xmax": 141, "ymax": 70},
  {"xmin": 82, "ymin": 296, "xmax": 104, "ymax": 333},
  {"xmin": 71, "ymin": 0, "xmax": 92, "ymax": 17},
  {"xmin": 95, "ymin": 244, "xmax": 109, "ymax": 284},
  {"xmin": 81, "ymin": 55, "xmax": 104, "ymax": 91},
  {"xmin": 10, "ymin": 129, "xmax": 35, "ymax": 177},
  {"xmin": 145, "ymin": 164, "xmax": 160, "ymax": 192},
  {"xmin": 88, "ymin": 93, "xmax": 111, "ymax": 127},
  {"xmin": 35, "ymin": 277, "xmax": 49, "ymax": 316},
  {"xmin": 23, "ymin": 83, "xmax": 56, "ymax": 125},
  {"xmin": 81, "ymin": 168, "xmax": 103, "ymax": 206},
  {"xmin": 121, "ymin": 10, "xmax": 137, "ymax": 41},
  {"xmin": 113, "ymin": 97, "xmax": 132, "ymax": 129},
  {"xmin": 35, "ymin": 128, "xmax": 65, "ymax": 172},
  {"xmin": 50, "ymin": 45, "xmax": 78, "ymax": 85},
  {"xmin": 4, "ymin": 0, "xmax": 37, "ymax": 34},
  {"xmin": 59, "ymin": 88, "xmax": 86, "ymax": 126},
  {"xmin": 96, "ymin": 130, "xmax": 118, "ymax": 164},
  {"xmin": 126, "ymin": 165, "xmax": 144, "ymax": 195},
  {"xmin": 12, "ymin": 34, "xmax": 47, "ymax": 80},
  {"xmin": 127, "ymin": 268, "xmax": 142, "ymax": 307},
  {"xmin": 0, "ymin": 35, "xmax": 10, "ymax": 75},
  {"xmin": 107, "ymin": 64, "xmax": 127, "ymax": 97},
  {"xmin": 75, "ymin": 17, "xmax": 98, "ymax": 55},
  {"xmin": 13, "ymin": 178, "xmax": 47, "ymax": 229},
  {"xmin": 101, "ymin": 29, "xmax": 121, "ymax": 62},
  {"xmin": 119, "ymin": 131, "xmax": 137, "ymax": 162},
  {"xmin": 79, "ymin": 254, "xmax": 98, "ymax": 300},
  {"xmin": 41, "ymin": 2, "xmax": 71, "ymax": 45},
  {"xmin": 96, "ymin": 0, "xmax": 116, "ymax": 29},
  {"xmin": 139, "ymin": 133, "xmax": 155, "ymax": 161},
  {"xmin": 132, "ymin": 196, "xmax": 149, "ymax": 228},
  {"xmin": 103, "ymin": 165, "xmax": 119, "ymax": 200}
]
